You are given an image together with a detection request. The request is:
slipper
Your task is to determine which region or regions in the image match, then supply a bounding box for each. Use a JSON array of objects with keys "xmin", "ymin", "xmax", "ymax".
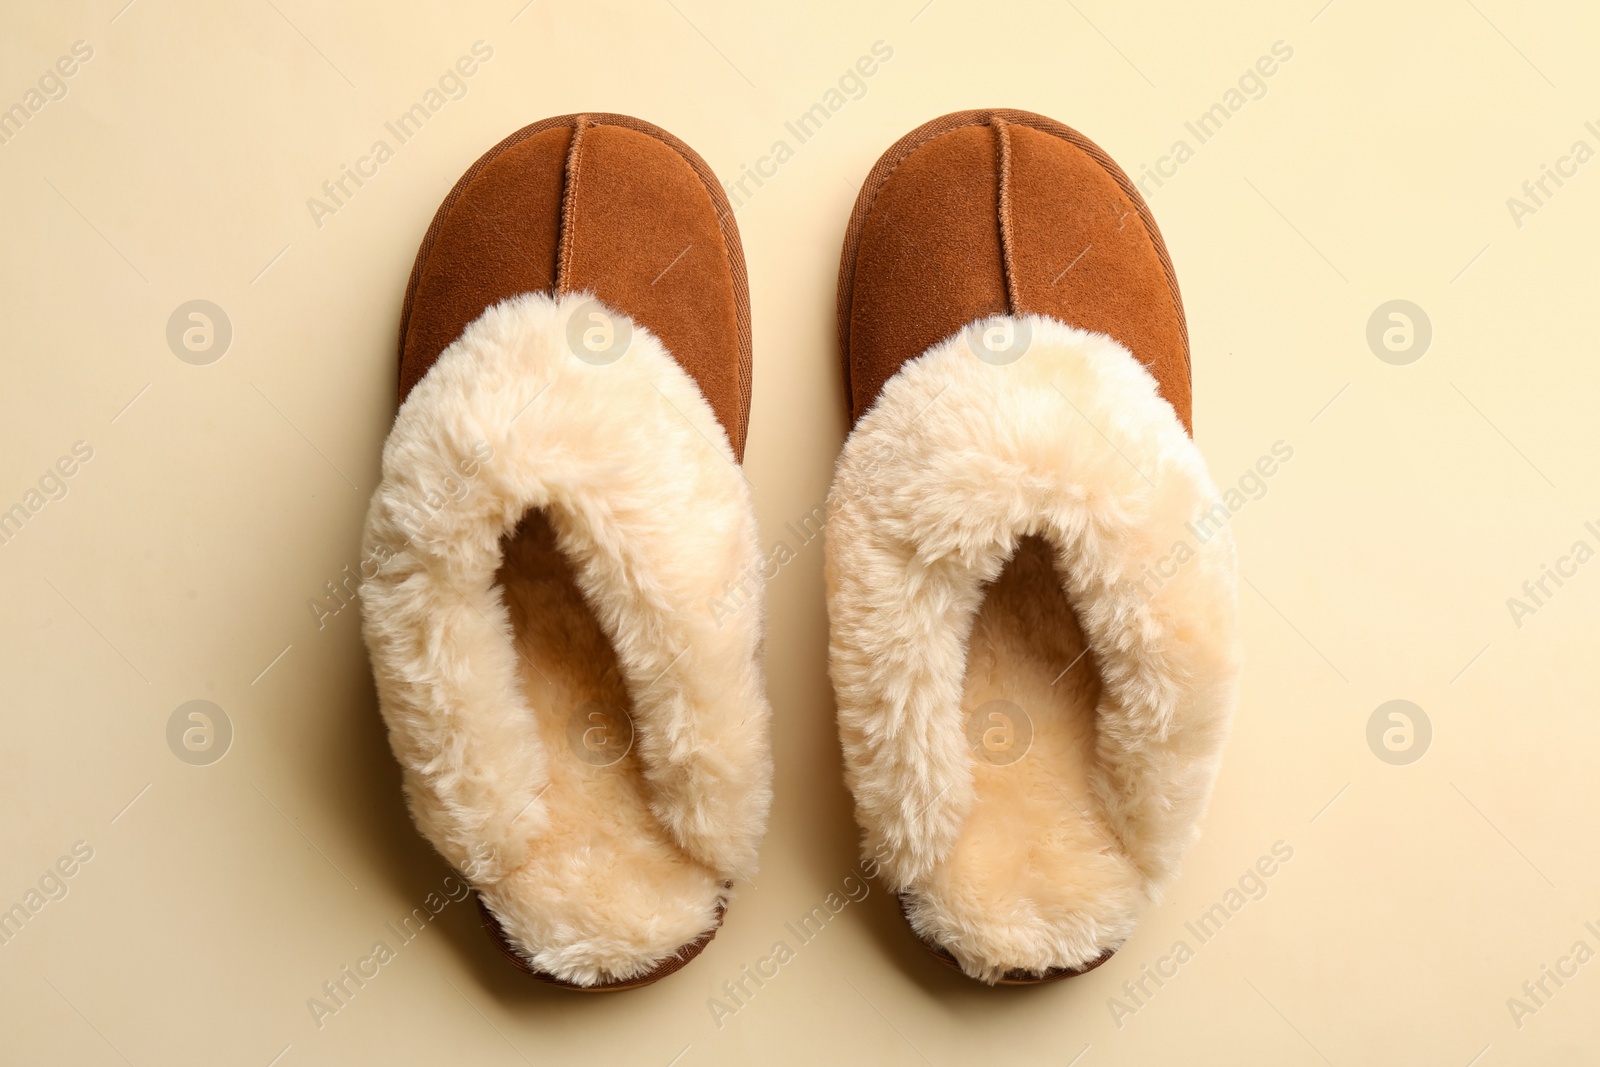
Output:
[
  {"xmin": 826, "ymin": 109, "xmax": 1241, "ymax": 984},
  {"xmin": 361, "ymin": 114, "xmax": 772, "ymax": 990}
]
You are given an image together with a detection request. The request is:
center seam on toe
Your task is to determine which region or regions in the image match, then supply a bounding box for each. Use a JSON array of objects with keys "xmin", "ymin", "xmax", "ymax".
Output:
[{"xmin": 994, "ymin": 116, "xmax": 1021, "ymax": 314}]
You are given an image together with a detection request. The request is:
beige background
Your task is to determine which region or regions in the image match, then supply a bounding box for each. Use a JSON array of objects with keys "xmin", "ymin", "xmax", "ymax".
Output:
[{"xmin": 2, "ymin": 0, "xmax": 1597, "ymax": 1063}]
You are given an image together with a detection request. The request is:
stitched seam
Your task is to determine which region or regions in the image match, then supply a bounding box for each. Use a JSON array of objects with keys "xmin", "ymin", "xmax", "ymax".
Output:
[
  {"xmin": 994, "ymin": 117, "xmax": 1020, "ymax": 314},
  {"xmin": 555, "ymin": 115, "xmax": 589, "ymax": 295}
]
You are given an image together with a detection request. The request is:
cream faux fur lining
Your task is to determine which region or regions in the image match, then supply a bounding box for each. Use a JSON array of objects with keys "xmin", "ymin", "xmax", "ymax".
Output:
[
  {"xmin": 826, "ymin": 315, "xmax": 1240, "ymax": 976},
  {"xmin": 360, "ymin": 292, "xmax": 771, "ymax": 976}
]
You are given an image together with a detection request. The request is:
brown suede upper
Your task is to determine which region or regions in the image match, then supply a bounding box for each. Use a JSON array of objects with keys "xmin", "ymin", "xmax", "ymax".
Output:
[
  {"xmin": 838, "ymin": 109, "xmax": 1191, "ymax": 434},
  {"xmin": 397, "ymin": 114, "xmax": 752, "ymax": 459},
  {"xmin": 398, "ymin": 121, "xmax": 570, "ymax": 401}
]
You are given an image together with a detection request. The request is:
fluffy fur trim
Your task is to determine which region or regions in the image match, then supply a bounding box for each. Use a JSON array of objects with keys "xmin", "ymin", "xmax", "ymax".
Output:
[
  {"xmin": 361, "ymin": 291, "xmax": 771, "ymax": 898},
  {"xmin": 826, "ymin": 314, "xmax": 1239, "ymax": 916}
]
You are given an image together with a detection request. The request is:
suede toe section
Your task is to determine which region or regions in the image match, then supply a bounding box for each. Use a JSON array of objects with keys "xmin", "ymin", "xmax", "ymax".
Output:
[
  {"xmin": 842, "ymin": 123, "xmax": 1010, "ymax": 422},
  {"xmin": 399, "ymin": 122, "xmax": 571, "ymax": 401},
  {"xmin": 838, "ymin": 109, "xmax": 1191, "ymax": 433},
  {"xmin": 559, "ymin": 123, "xmax": 748, "ymax": 457},
  {"xmin": 396, "ymin": 114, "xmax": 751, "ymax": 458},
  {"xmin": 1002, "ymin": 121, "xmax": 1190, "ymax": 431}
]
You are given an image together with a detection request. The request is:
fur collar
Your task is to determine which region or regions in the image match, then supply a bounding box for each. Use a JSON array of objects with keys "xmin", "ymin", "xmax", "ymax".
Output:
[
  {"xmin": 826, "ymin": 315, "xmax": 1240, "ymax": 896},
  {"xmin": 361, "ymin": 292, "xmax": 772, "ymax": 890}
]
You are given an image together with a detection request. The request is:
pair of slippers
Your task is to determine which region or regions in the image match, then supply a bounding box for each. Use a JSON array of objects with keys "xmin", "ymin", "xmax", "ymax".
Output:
[{"xmin": 360, "ymin": 110, "xmax": 1241, "ymax": 990}]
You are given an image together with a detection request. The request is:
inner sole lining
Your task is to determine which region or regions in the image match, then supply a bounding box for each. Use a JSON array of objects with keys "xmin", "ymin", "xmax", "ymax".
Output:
[
  {"xmin": 915, "ymin": 536, "xmax": 1145, "ymax": 973},
  {"xmin": 480, "ymin": 510, "xmax": 722, "ymax": 982}
]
